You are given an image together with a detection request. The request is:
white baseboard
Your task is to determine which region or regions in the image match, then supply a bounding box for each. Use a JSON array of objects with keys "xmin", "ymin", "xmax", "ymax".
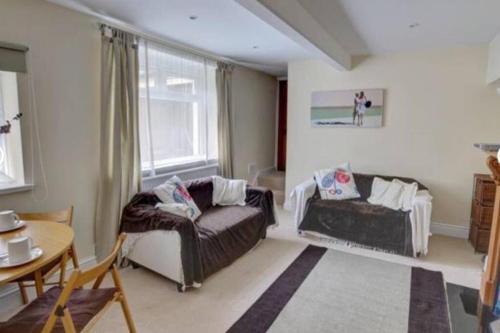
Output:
[
  {"xmin": 0, "ymin": 255, "xmax": 96, "ymax": 313},
  {"xmin": 430, "ymin": 222, "xmax": 469, "ymax": 239}
]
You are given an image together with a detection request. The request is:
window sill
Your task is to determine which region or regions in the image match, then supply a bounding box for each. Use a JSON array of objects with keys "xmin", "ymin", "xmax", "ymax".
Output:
[
  {"xmin": 142, "ymin": 163, "xmax": 219, "ymax": 181},
  {"xmin": 142, "ymin": 160, "xmax": 218, "ymax": 180},
  {"xmin": 0, "ymin": 183, "xmax": 34, "ymax": 195}
]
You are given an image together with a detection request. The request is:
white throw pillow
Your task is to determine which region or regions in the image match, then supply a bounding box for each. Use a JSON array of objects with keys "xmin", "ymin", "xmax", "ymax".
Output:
[
  {"xmin": 314, "ymin": 163, "xmax": 360, "ymax": 200},
  {"xmin": 393, "ymin": 179, "xmax": 418, "ymax": 212},
  {"xmin": 153, "ymin": 176, "xmax": 201, "ymax": 221},
  {"xmin": 368, "ymin": 177, "xmax": 419, "ymax": 211},
  {"xmin": 367, "ymin": 177, "xmax": 391, "ymax": 205},
  {"xmin": 212, "ymin": 176, "xmax": 247, "ymax": 206},
  {"xmin": 381, "ymin": 181, "xmax": 404, "ymax": 210}
]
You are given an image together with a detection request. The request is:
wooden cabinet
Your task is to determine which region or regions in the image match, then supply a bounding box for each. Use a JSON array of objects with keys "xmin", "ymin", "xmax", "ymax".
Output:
[{"xmin": 470, "ymin": 174, "xmax": 495, "ymax": 252}]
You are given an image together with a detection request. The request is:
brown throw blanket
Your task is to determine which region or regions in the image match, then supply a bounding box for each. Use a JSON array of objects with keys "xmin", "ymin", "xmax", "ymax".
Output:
[
  {"xmin": 120, "ymin": 178, "xmax": 275, "ymax": 287},
  {"xmin": 299, "ymin": 173, "xmax": 428, "ymax": 256}
]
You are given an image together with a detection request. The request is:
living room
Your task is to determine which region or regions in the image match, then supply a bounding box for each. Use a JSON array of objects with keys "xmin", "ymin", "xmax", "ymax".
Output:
[{"xmin": 0, "ymin": 0, "xmax": 500, "ymax": 332}]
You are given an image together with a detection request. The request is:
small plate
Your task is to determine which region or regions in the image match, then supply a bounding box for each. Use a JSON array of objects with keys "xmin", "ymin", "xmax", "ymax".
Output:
[
  {"xmin": 0, "ymin": 247, "xmax": 43, "ymax": 268},
  {"xmin": 0, "ymin": 220, "xmax": 26, "ymax": 233}
]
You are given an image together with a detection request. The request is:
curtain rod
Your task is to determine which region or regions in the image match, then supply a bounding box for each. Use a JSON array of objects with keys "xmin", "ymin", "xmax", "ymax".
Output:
[
  {"xmin": 96, "ymin": 22, "xmax": 276, "ymax": 72},
  {"xmin": 98, "ymin": 22, "xmax": 229, "ymax": 65}
]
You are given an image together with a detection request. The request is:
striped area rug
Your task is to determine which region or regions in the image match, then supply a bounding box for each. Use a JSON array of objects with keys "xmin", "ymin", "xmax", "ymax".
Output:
[{"xmin": 228, "ymin": 246, "xmax": 450, "ymax": 333}]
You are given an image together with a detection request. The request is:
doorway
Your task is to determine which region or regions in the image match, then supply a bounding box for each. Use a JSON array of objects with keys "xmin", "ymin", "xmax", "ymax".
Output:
[{"xmin": 277, "ymin": 80, "xmax": 287, "ymax": 171}]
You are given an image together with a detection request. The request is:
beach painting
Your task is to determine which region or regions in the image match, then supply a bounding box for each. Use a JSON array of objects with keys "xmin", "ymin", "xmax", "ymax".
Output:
[{"xmin": 311, "ymin": 89, "xmax": 384, "ymax": 128}]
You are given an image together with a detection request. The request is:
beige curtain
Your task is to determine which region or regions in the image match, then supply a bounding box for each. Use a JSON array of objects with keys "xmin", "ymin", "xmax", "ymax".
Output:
[
  {"xmin": 216, "ymin": 62, "xmax": 234, "ymax": 178},
  {"xmin": 95, "ymin": 26, "xmax": 141, "ymax": 260}
]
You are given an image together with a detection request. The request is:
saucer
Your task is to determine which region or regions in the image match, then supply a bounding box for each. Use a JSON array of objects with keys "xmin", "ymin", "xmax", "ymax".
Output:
[
  {"xmin": 0, "ymin": 247, "xmax": 43, "ymax": 268},
  {"xmin": 0, "ymin": 220, "xmax": 26, "ymax": 233}
]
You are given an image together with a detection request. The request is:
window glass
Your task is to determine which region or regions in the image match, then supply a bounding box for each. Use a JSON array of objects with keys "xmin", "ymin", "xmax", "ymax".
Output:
[{"xmin": 138, "ymin": 40, "xmax": 218, "ymax": 176}]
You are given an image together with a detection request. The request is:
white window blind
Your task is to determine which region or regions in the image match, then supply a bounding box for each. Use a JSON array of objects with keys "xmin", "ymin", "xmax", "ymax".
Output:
[
  {"xmin": 0, "ymin": 70, "xmax": 24, "ymax": 187},
  {"xmin": 138, "ymin": 40, "xmax": 218, "ymax": 177}
]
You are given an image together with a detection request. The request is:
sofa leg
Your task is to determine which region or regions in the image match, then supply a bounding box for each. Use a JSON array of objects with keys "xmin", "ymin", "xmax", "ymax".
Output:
[{"xmin": 176, "ymin": 283, "xmax": 186, "ymax": 293}]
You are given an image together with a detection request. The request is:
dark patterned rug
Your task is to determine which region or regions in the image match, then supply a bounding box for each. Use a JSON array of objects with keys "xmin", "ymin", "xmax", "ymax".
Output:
[{"xmin": 228, "ymin": 245, "xmax": 451, "ymax": 333}]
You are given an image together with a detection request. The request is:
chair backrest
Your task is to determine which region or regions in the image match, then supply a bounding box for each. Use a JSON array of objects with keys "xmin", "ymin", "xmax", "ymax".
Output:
[
  {"xmin": 73, "ymin": 233, "xmax": 126, "ymax": 289},
  {"xmin": 18, "ymin": 206, "xmax": 74, "ymax": 226},
  {"xmin": 41, "ymin": 233, "xmax": 127, "ymax": 332}
]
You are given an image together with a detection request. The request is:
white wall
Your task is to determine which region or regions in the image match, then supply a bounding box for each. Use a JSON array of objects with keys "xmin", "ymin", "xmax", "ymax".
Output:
[
  {"xmin": 231, "ymin": 65, "xmax": 277, "ymax": 181},
  {"xmin": 287, "ymin": 46, "xmax": 500, "ymax": 228},
  {"xmin": 0, "ymin": 0, "xmax": 100, "ymax": 259},
  {"xmin": 487, "ymin": 32, "xmax": 500, "ymax": 84}
]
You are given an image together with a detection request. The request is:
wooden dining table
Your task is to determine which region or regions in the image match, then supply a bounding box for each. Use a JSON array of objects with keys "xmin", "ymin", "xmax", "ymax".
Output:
[{"xmin": 0, "ymin": 220, "xmax": 74, "ymax": 294}]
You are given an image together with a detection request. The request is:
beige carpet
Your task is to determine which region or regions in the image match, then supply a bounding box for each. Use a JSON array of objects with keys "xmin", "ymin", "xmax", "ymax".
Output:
[
  {"xmin": 1, "ymin": 208, "xmax": 483, "ymax": 332},
  {"xmin": 91, "ymin": 209, "xmax": 482, "ymax": 332},
  {"xmin": 94, "ymin": 238, "xmax": 306, "ymax": 332}
]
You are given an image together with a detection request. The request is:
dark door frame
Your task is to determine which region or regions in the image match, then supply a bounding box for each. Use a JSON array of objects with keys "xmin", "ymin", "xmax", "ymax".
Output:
[{"xmin": 277, "ymin": 79, "xmax": 287, "ymax": 171}]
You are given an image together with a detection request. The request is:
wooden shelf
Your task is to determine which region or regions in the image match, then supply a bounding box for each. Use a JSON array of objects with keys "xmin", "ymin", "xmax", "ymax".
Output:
[{"xmin": 481, "ymin": 155, "xmax": 500, "ymax": 307}]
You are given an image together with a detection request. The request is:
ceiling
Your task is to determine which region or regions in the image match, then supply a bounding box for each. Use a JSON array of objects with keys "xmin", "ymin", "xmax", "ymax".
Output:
[
  {"xmin": 49, "ymin": 0, "xmax": 500, "ymax": 75},
  {"xmin": 49, "ymin": 0, "xmax": 311, "ymax": 76},
  {"xmin": 331, "ymin": 0, "xmax": 500, "ymax": 55}
]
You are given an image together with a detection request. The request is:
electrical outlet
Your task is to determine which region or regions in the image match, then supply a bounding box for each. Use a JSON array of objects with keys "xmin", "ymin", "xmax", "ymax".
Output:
[{"xmin": 248, "ymin": 163, "xmax": 257, "ymax": 175}]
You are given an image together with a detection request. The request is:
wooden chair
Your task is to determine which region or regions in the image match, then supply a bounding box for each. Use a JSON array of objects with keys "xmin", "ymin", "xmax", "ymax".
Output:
[
  {"xmin": 15, "ymin": 207, "xmax": 79, "ymax": 304},
  {"xmin": 0, "ymin": 233, "xmax": 136, "ymax": 333}
]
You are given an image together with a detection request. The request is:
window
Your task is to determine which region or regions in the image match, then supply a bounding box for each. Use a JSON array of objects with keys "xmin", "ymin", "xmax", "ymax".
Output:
[
  {"xmin": 0, "ymin": 70, "xmax": 25, "ymax": 188},
  {"xmin": 138, "ymin": 40, "xmax": 218, "ymax": 177}
]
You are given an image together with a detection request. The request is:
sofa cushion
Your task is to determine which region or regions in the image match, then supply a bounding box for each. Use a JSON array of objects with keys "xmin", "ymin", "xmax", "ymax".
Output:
[
  {"xmin": 197, "ymin": 205, "xmax": 261, "ymax": 233},
  {"xmin": 153, "ymin": 176, "xmax": 201, "ymax": 221},
  {"xmin": 212, "ymin": 176, "xmax": 247, "ymax": 206},
  {"xmin": 353, "ymin": 173, "xmax": 427, "ymax": 200},
  {"xmin": 196, "ymin": 205, "xmax": 266, "ymax": 277},
  {"xmin": 367, "ymin": 177, "xmax": 392, "ymax": 205},
  {"xmin": 300, "ymin": 198, "xmax": 413, "ymax": 256},
  {"xmin": 312, "ymin": 198, "xmax": 407, "ymax": 218},
  {"xmin": 314, "ymin": 163, "xmax": 360, "ymax": 200}
]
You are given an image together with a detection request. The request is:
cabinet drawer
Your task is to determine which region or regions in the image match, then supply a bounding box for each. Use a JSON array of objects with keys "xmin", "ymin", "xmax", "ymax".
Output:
[
  {"xmin": 474, "ymin": 175, "xmax": 496, "ymax": 206},
  {"xmin": 471, "ymin": 200, "xmax": 494, "ymax": 229},
  {"xmin": 469, "ymin": 224, "xmax": 490, "ymax": 253}
]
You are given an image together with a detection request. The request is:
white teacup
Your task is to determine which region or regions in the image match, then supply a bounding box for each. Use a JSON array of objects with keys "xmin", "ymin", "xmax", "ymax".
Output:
[
  {"xmin": 0, "ymin": 210, "xmax": 19, "ymax": 230},
  {"xmin": 7, "ymin": 236, "xmax": 32, "ymax": 263}
]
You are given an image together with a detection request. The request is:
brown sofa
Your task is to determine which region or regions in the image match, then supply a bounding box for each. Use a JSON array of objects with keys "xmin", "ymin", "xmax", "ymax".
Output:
[
  {"xmin": 299, "ymin": 173, "xmax": 427, "ymax": 257},
  {"xmin": 120, "ymin": 177, "xmax": 276, "ymax": 289}
]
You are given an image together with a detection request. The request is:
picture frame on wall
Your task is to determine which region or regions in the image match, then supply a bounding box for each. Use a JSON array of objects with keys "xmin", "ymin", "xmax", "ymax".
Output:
[{"xmin": 310, "ymin": 89, "xmax": 384, "ymax": 128}]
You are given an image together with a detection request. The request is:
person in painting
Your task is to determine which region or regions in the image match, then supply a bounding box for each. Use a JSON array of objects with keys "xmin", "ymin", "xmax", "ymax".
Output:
[
  {"xmin": 355, "ymin": 91, "xmax": 367, "ymax": 126},
  {"xmin": 352, "ymin": 93, "xmax": 359, "ymax": 125}
]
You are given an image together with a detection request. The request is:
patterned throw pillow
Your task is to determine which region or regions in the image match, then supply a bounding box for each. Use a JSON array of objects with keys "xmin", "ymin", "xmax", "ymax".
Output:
[
  {"xmin": 314, "ymin": 163, "xmax": 360, "ymax": 200},
  {"xmin": 153, "ymin": 176, "xmax": 202, "ymax": 221}
]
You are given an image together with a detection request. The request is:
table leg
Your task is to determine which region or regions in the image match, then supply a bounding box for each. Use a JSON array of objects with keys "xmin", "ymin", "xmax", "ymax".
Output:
[
  {"xmin": 59, "ymin": 251, "xmax": 68, "ymax": 287},
  {"xmin": 34, "ymin": 270, "xmax": 44, "ymax": 296},
  {"xmin": 18, "ymin": 281, "xmax": 29, "ymax": 304}
]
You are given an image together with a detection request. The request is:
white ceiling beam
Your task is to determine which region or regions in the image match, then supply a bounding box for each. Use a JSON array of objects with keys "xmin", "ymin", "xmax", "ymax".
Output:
[{"xmin": 236, "ymin": 0, "xmax": 351, "ymax": 71}]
